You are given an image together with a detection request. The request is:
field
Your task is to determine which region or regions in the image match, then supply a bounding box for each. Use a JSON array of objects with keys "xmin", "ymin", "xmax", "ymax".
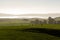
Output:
[{"xmin": 0, "ymin": 22, "xmax": 60, "ymax": 40}]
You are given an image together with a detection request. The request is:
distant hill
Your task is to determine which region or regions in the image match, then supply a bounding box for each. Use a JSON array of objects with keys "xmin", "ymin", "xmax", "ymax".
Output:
[
  {"xmin": 28, "ymin": 18, "xmax": 46, "ymax": 21},
  {"xmin": 54, "ymin": 17, "xmax": 60, "ymax": 21},
  {"xmin": 17, "ymin": 13, "xmax": 60, "ymax": 17},
  {"xmin": 0, "ymin": 18, "xmax": 46, "ymax": 24},
  {"xmin": 0, "ymin": 13, "xmax": 14, "ymax": 16}
]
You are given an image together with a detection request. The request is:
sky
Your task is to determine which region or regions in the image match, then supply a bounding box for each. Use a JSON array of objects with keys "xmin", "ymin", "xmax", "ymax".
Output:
[{"xmin": 0, "ymin": 0, "xmax": 60, "ymax": 15}]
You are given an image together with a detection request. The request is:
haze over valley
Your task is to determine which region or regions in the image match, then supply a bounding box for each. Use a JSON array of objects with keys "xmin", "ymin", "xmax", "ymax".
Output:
[{"xmin": 0, "ymin": 13, "xmax": 60, "ymax": 18}]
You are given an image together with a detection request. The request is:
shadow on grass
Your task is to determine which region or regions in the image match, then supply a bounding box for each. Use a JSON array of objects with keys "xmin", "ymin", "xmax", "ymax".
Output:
[{"xmin": 22, "ymin": 28, "xmax": 60, "ymax": 37}]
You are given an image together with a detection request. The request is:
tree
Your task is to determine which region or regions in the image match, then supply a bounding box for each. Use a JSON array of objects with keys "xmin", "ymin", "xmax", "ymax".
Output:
[
  {"xmin": 43, "ymin": 20, "xmax": 47, "ymax": 24},
  {"xmin": 48, "ymin": 17, "xmax": 55, "ymax": 24}
]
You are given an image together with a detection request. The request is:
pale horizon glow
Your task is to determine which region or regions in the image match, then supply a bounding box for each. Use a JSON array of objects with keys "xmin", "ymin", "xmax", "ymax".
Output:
[
  {"xmin": 0, "ymin": 9, "xmax": 49, "ymax": 15},
  {"xmin": 0, "ymin": 16, "xmax": 49, "ymax": 19}
]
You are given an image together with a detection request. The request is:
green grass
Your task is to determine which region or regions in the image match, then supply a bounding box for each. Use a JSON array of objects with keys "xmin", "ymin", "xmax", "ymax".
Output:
[
  {"xmin": 0, "ymin": 29, "xmax": 60, "ymax": 40},
  {"xmin": 0, "ymin": 23, "xmax": 60, "ymax": 40},
  {"xmin": 0, "ymin": 23, "xmax": 60, "ymax": 29}
]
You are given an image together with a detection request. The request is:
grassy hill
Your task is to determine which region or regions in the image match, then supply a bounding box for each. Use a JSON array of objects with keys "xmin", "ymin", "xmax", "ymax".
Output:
[{"xmin": 0, "ymin": 18, "xmax": 60, "ymax": 40}]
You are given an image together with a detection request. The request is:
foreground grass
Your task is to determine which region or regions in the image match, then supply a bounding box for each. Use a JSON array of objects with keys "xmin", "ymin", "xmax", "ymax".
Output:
[
  {"xmin": 0, "ymin": 29, "xmax": 60, "ymax": 40},
  {"xmin": 0, "ymin": 23, "xmax": 60, "ymax": 40}
]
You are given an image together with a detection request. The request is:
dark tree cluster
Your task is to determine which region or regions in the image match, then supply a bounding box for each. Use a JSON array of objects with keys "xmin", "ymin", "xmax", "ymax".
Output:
[{"xmin": 31, "ymin": 17, "xmax": 60, "ymax": 24}]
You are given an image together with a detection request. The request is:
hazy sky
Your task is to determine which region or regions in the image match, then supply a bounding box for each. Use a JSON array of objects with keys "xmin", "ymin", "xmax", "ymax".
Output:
[{"xmin": 0, "ymin": 0, "xmax": 60, "ymax": 15}]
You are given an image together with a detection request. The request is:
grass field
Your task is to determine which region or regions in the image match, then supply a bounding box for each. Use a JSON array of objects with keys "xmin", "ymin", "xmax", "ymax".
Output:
[{"xmin": 0, "ymin": 23, "xmax": 60, "ymax": 40}]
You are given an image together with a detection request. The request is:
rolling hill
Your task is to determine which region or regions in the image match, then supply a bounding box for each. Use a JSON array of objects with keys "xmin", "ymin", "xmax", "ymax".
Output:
[{"xmin": 54, "ymin": 17, "xmax": 60, "ymax": 21}]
